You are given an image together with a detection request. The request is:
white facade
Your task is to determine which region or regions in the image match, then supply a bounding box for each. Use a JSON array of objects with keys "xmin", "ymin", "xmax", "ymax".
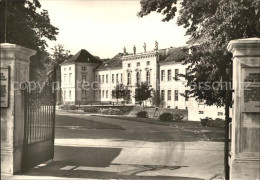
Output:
[
  {"xmin": 60, "ymin": 47, "xmax": 225, "ymax": 121},
  {"xmin": 95, "ymin": 68, "xmax": 123, "ymax": 102}
]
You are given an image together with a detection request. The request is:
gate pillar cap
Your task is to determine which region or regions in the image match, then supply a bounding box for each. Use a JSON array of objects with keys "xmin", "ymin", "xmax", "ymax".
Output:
[
  {"xmin": 0, "ymin": 43, "xmax": 36, "ymax": 61},
  {"xmin": 227, "ymin": 38, "xmax": 260, "ymax": 56}
]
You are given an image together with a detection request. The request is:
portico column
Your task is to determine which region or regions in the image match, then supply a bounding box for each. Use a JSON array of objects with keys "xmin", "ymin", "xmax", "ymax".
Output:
[
  {"xmin": 227, "ymin": 38, "xmax": 260, "ymax": 179},
  {"xmin": 1, "ymin": 43, "xmax": 36, "ymax": 174}
]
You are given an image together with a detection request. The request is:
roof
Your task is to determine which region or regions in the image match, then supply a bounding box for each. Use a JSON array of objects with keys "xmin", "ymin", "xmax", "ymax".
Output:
[
  {"xmin": 61, "ymin": 49, "xmax": 102, "ymax": 65},
  {"xmin": 96, "ymin": 53, "xmax": 124, "ymax": 70},
  {"xmin": 159, "ymin": 47, "xmax": 188, "ymax": 63}
]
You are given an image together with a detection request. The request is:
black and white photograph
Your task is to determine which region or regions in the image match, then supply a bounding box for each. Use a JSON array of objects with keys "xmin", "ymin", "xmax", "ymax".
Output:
[{"xmin": 0, "ymin": 0, "xmax": 260, "ymax": 179}]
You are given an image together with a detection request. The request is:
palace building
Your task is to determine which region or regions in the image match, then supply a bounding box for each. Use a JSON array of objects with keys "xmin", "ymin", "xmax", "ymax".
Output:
[{"xmin": 60, "ymin": 44, "xmax": 225, "ymax": 121}]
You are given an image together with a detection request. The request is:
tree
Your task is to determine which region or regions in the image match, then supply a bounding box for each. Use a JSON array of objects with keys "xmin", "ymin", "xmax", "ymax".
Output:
[
  {"xmin": 138, "ymin": 0, "xmax": 260, "ymax": 107},
  {"xmin": 0, "ymin": 0, "xmax": 59, "ymax": 80},
  {"xmin": 134, "ymin": 82, "xmax": 152, "ymax": 106},
  {"xmin": 112, "ymin": 84, "xmax": 130, "ymax": 104},
  {"xmin": 47, "ymin": 44, "xmax": 71, "ymax": 104}
]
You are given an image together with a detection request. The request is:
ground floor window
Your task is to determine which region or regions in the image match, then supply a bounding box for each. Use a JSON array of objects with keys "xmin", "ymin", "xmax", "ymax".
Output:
[
  {"xmin": 161, "ymin": 90, "xmax": 165, "ymax": 101},
  {"xmin": 82, "ymin": 90, "xmax": 87, "ymax": 99},
  {"xmin": 174, "ymin": 90, "xmax": 178, "ymax": 101},
  {"xmin": 167, "ymin": 90, "xmax": 171, "ymax": 100},
  {"xmin": 106, "ymin": 90, "xmax": 108, "ymax": 98}
]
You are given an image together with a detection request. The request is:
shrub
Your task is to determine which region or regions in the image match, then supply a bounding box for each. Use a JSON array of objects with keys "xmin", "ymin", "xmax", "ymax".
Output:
[
  {"xmin": 215, "ymin": 118, "xmax": 225, "ymax": 128},
  {"xmin": 69, "ymin": 105, "xmax": 77, "ymax": 110},
  {"xmin": 159, "ymin": 113, "xmax": 173, "ymax": 122},
  {"xmin": 60, "ymin": 105, "xmax": 69, "ymax": 110},
  {"xmin": 200, "ymin": 117, "xmax": 213, "ymax": 126},
  {"xmin": 83, "ymin": 106, "xmax": 99, "ymax": 113},
  {"xmin": 173, "ymin": 113, "xmax": 184, "ymax": 122},
  {"xmin": 136, "ymin": 111, "xmax": 148, "ymax": 118}
]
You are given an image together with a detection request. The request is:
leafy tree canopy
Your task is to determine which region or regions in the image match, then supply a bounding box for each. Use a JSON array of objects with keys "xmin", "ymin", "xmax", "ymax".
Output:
[
  {"xmin": 0, "ymin": 0, "xmax": 59, "ymax": 80},
  {"xmin": 134, "ymin": 82, "xmax": 152, "ymax": 106},
  {"xmin": 138, "ymin": 0, "xmax": 260, "ymax": 107}
]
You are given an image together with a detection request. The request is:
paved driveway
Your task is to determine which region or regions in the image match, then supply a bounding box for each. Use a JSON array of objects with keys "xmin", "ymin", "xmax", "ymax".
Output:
[{"xmin": 18, "ymin": 111, "xmax": 224, "ymax": 180}]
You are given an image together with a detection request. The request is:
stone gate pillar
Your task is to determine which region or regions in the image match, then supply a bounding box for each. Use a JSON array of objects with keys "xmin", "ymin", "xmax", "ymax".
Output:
[
  {"xmin": 1, "ymin": 43, "xmax": 36, "ymax": 174},
  {"xmin": 227, "ymin": 38, "xmax": 260, "ymax": 179}
]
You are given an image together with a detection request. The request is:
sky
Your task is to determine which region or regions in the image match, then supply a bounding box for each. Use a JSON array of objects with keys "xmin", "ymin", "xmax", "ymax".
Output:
[{"xmin": 40, "ymin": 0, "xmax": 189, "ymax": 59}]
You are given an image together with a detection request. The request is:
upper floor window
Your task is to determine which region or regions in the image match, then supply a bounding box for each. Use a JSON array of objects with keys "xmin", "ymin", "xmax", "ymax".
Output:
[
  {"xmin": 146, "ymin": 71, "xmax": 150, "ymax": 85},
  {"xmin": 102, "ymin": 75, "xmax": 104, "ymax": 83},
  {"xmin": 116, "ymin": 74, "xmax": 119, "ymax": 83},
  {"xmin": 102, "ymin": 90, "xmax": 104, "ymax": 98},
  {"xmin": 64, "ymin": 74, "xmax": 67, "ymax": 83},
  {"xmin": 185, "ymin": 90, "xmax": 189, "ymax": 101},
  {"xmin": 136, "ymin": 72, "xmax": 141, "ymax": 84},
  {"xmin": 175, "ymin": 90, "xmax": 179, "ymax": 101},
  {"xmin": 99, "ymin": 90, "xmax": 101, "ymax": 98},
  {"xmin": 127, "ymin": 73, "xmax": 131, "ymax": 85},
  {"xmin": 106, "ymin": 75, "xmax": 108, "ymax": 83},
  {"xmin": 137, "ymin": 62, "xmax": 140, "ymax": 67},
  {"xmin": 106, "ymin": 90, "xmax": 108, "ymax": 98},
  {"xmin": 128, "ymin": 63, "xmax": 131, "ymax": 68},
  {"xmin": 82, "ymin": 66, "xmax": 86, "ymax": 71},
  {"xmin": 161, "ymin": 70, "xmax": 165, "ymax": 81},
  {"xmin": 175, "ymin": 69, "xmax": 179, "ymax": 80},
  {"xmin": 69, "ymin": 73, "xmax": 72, "ymax": 83},
  {"xmin": 147, "ymin": 61, "xmax": 150, "ymax": 66},
  {"xmin": 99, "ymin": 75, "xmax": 101, "ymax": 82},
  {"xmin": 112, "ymin": 74, "xmax": 115, "ymax": 83},
  {"xmin": 64, "ymin": 90, "xmax": 66, "ymax": 99},
  {"xmin": 168, "ymin": 70, "xmax": 171, "ymax": 81}
]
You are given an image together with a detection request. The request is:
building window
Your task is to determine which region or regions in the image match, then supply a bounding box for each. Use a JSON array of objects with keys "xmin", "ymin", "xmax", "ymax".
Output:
[
  {"xmin": 102, "ymin": 90, "xmax": 104, "ymax": 98},
  {"xmin": 147, "ymin": 61, "xmax": 150, "ymax": 65},
  {"xmin": 185, "ymin": 68, "xmax": 189, "ymax": 76},
  {"xmin": 127, "ymin": 73, "xmax": 131, "ymax": 85},
  {"xmin": 175, "ymin": 69, "xmax": 179, "ymax": 80},
  {"xmin": 64, "ymin": 68, "xmax": 66, "ymax": 71},
  {"xmin": 137, "ymin": 62, "xmax": 140, "ymax": 67},
  {"xmin": 116, "ymin": 74, "xmax": 119, "ymax": 83},
  {"xmin": 218, "ymin": 112, "xmax": 223, "ymax": 116},
  {"xmin": 106, "ymin": 75, "xmax": 108, "ymax": 83},
  {"xmin": 161, "ymin": 70, "xmax": 165, "ymax": 81},
  {"xmin": 106, "ymin": 90, "xmax": 108, "ymax": 98},
  {"xmin": 136, "ymin": 72, "xmax": 141, "ymax": 84},
  {"xmin": 64, "ymin": 74, "xmax": 67, "ymax": 83},
  {"xmin": 82, "ymin": 90, "xmax": 87, "ymax": 99},
  {"xmin": 82, "ymin": 75, "xmax": 86, "ymax": 82},
  {"xmin": 69, "ymin": 90, "xmax": 71, "ymax": 99},
  {"xmin": 99, "ymin": 90, "xmax": 101, "ymax": 98},
  {"xmin": 174, "ymin": 90, "xmax": 178, "ymax": 101},
  {"xmin": 121, "ymin": 73, "xmax": 122, "ymax": 82},
  {"xmin": 82, "ymin": 66, "xmax": 86, "ymax": 71},
  {"xmin": 168, "ymin": 90, "xmax": 171, "ymax": 100},
  {"xmin": 128, "ymin": 63, "xmax": 131, "ymax": 68},
  {"xmin": 69, "ymin": 67, "xmax": 71, "ymax": 70},
  {"xmin": 199, "ymin": 111, "xmax": 204, "ymax": 114},
  {"xmin": 64, "ymin": 90, "xmax": 66, "ymax": 100},
  {"xmin": 69, "ymin": 73, "xmax": 72, "ymax": 83},
  {"xmin": 99, "ymin": 75, "xmax": 101, "ymax": 82},
  {"xmin": 168, "ymin": 70, "xmax": 171, "ymax": 81},
  {"xmin": 146, "ymin": 71, "xmax": 150, "ymax": 85},
  {"xmin": 112, "ymin": 74, "xmax": 115, "ymax": 83},
  {"xmin": 102, "ymin": 75, "xmax": 104, "ymax": 83},
  {"xmin": 185, "ymin": 90, "xmax": 189, "ymax": 101},
  {"xmin": 161, "ymin": 90, "xmax": 165, "ymax": 101}
]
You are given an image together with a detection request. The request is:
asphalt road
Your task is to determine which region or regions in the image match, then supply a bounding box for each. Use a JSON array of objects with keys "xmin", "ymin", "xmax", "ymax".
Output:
[{"xmin": 22, "ymin": 110, "xmax": 224, "ymax": 180}]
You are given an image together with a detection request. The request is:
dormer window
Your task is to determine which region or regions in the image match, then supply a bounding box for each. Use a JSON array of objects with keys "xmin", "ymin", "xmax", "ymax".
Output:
[{"xmin": 82, "ymin": 67, "xmax": 86, "ymax": 71}]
